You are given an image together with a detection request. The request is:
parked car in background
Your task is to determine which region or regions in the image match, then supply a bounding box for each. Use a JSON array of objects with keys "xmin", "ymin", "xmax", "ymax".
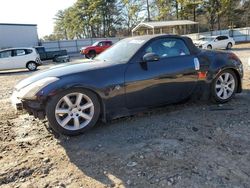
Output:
[
  {"xmin": 34, "ymin": 46, "xmax": 67, "ymax": 62},
  {"xmin": 80, "ymin": 40, "xmax": 113, "ymax": 59},
  {"xmin": 12, "ymin": 35, "xmax": 243, "ymax": 136},
  {"xmin": 0, "ymin": 48, "xmax": 42, "ymax": 71},
  {"xmin": 194, "ymin": 35, "xmax": 235, "ymax": 50}
]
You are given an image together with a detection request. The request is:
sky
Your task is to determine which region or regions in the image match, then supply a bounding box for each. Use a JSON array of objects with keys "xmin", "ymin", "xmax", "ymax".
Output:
[{"xmin": 0, "ymin": 0, "xmax": 76, "ymax": 38}]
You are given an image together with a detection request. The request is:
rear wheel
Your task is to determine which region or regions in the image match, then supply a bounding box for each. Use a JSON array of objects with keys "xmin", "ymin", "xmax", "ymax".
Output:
[
  {"xmin": 226, "ymin": 42, "xmax": 232, "ymax": 50},
  {"xmin": 46, "ymin": 88, "xmax": 100, "ymax": 136},
  {"xmin": 207, "ymin": 45, "xmax": 212, "ymax": 50},
  {"xmin": 27, "ymin": 62, "xmax": 37, "ymax": 71},
  {"xmin": 211, "ymin": 70, "xmax": 238, "ymax": 103},
  {"xmin": 53, "ymin": 56, "xmax": 58, "ymax": 62}
]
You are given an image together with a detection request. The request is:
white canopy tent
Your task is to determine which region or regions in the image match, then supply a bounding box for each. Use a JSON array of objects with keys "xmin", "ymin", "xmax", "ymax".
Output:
[{"xmin": 132, "ymin": 20, "xmax": 199, "ymax": 36}]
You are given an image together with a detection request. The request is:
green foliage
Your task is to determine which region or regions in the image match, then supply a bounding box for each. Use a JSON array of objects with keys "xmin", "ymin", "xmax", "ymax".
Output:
[
  {"xmin": 155, "ymin": 0, "xmax": 171, "ymax": 20},
  {"xmin": 119, "ymin": 0, "xmax": 144, "ymax": 35},
  {"xmin": 43, "ymin": 0, "xmax": 250, "ymax": 40}
]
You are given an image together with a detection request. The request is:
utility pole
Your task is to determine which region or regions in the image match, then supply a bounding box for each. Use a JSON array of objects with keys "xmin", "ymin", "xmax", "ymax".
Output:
[{"xmin": 146, "ymin": 0, "xmax": 151, "ymax": 21}]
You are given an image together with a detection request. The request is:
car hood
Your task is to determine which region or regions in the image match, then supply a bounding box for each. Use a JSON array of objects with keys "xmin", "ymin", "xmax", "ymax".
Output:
[{"xmin": 14, "ymin": 59, "xmax": 114, "ymax": 90}]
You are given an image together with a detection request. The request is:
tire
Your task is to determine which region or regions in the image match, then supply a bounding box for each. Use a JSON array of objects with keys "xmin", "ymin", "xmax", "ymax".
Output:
[
  {"xmin": 226, "ymin": 42, "xmax": 232, "ymax": 50},
  {"xmin": 46, "ymin": 88, "xmax": 101, "ymax": 136},
  {"xmin": 27, "ymin": 62, "xmax": 37, "ymax": 71},
  {"xmin": 211, "ymin": 69, "xmax": 238, "ymax": 103},
  {"xmin": 53, "ymin": 56, "xmax": 58, "ymax": 62},
  {"xmin": 207, "ymin": 45, "xmax": 212, "ymax": 50},
  {"xmin": 86, "ymin": 51, "xmax": 96, "ymax": 59}
]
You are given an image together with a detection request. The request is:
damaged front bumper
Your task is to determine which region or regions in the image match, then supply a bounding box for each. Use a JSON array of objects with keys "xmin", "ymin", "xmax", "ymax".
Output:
[{"xmin": 11, "ymin": 91, "xmax": 46, "ymax": 119}]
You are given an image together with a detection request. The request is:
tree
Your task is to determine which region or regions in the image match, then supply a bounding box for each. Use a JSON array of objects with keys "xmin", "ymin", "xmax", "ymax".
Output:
[
  {"xmin": 99, "ymin": 0, "xmax": 122, "ymax": 37},
  {"xmin": 154, "ymin": 0, "xmax": 171, "ymax": 21},
  {"xmin": 120, "ymin": 0, "xmax": 144, "ymax": 35},
  {"xmin": 54, "ymin": 10, "xmax": 68, "ymax": 40},
  {"xmin": 146, "ymin": 0, "xmax": 151, "ymax": 21},
  {"xmin": 44, "ymin": 0, "xmax": 250, "ymax": 40},
  {"xmin": 42, "ymin": 34, "xmax": 58, "ymax": 41}
]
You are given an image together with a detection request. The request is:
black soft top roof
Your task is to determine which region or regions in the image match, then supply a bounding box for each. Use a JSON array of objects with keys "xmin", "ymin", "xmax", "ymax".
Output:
[{"xmin": 129, "ymin": 34, "xmax": 200, "ymax": 54}]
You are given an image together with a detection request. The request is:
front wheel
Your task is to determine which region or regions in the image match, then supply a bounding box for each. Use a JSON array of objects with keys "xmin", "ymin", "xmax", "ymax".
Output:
[
  {"xmin": 46, "ymin": 88, "xmax": 101, "ymax": 136},
  {"xmin": 85, "ymin": 51, "xmax": 96, "ymax": 59},
  {"xmin": 27, "ymin": 62, "xmax": 37, "ymax": 71},
  {"xmin": 211, "ymin": 70, "xmax": 238, "ymax": 103}
]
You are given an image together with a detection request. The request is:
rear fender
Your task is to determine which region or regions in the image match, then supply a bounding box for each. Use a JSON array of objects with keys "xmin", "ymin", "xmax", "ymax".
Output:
[{"xmin": 207, "ymin": 55, "xmax": 243, "ymax": 93}]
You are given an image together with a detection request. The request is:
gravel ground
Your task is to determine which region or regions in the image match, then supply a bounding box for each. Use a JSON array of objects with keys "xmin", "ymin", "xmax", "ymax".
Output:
[{"xmin": 0, "ymin": 44, "xmax": 250, "ymax": 188}]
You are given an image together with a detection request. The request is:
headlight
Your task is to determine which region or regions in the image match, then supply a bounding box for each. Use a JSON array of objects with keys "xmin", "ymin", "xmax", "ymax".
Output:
[{"xmin": 17, "ymin": 77, "xmax": 59, "ymax": 100}]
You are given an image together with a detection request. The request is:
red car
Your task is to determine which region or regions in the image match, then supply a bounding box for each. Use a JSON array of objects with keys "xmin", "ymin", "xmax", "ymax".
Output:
[{"xmin": 80, "ymin": 40, "xmax": 113, "ymax": 59}]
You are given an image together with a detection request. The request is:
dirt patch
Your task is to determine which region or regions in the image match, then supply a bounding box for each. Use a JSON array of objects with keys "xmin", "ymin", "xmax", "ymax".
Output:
[{"xmin": 0, "ymin": 44, "xmax": 250, "ymax": 188}]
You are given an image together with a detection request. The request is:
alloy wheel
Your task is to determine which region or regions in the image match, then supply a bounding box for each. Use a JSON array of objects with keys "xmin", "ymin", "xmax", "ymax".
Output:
[
  {"xmin": 215, "ymin": 72, "xmax": 235, "ymax": 100},
  {"xmin": 55, "ymin": 92, "xmax": 94, "ymax": 130},
  {"xmin": 27, "ymin": 62, "xmax": 37, "ymax": 71},
  {"xmin": 227, "ymin": 43, "xmax": 232, "ymax": 49}
]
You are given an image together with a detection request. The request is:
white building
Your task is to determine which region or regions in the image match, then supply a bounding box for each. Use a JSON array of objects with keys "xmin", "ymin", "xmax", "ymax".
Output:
[{"xmin": 0, "ymin": 23, "xmax": 39, "ymax": 49}]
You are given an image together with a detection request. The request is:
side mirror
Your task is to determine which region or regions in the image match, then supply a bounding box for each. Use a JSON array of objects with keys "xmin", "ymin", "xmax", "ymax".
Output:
[{"xmin": 143, "ymin": 53, "xmax": 160, "ymax": 62}]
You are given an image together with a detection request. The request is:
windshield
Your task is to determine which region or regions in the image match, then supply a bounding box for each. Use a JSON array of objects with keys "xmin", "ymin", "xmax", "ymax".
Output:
[
  {"xmin": 92, "ymin": 41, "xmax": 99, "ymax": 46},
  {"xmin": 95, "ymin": 38, "xmax": 146, "ymax": 63},
  {"xmin": 199, "ymin": 37, "xmax": 214, "ymax": 42}
]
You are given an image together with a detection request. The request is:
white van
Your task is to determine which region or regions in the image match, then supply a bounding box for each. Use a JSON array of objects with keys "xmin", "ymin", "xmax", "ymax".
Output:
[{"xmin": 0, "ymin": 48, "xmax": 42, "ymax": 71}]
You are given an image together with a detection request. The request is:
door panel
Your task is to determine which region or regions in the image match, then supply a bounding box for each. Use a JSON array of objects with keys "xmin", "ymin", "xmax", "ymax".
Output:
[
  {"xmin": 124, "ymin": 37, "xmax": 199, "ymax": 109},
  {"xmin": 223, "ymin": 38, "xmax": 230, "ymax": 48},
  {"xmin": 96, "ymin": 42, "xmax": 105, "ymax": 53},
  {"xmin": 12, "ymin": 49, "xmax": 27, "ymax": 69},
  {"xmin": 0, "ymin": 50, "xmax": 12, "ymax": 70},
  {"xmin": 214, "ymin": 37, "xmax": 222, "ymax": 49},
  {"xmin": 216, "ymin": 36, "xmax": 228, "ymax": 48},
  {"xmin": 125, "ymin": 55, "xmax": 198, "ymax": 109}
]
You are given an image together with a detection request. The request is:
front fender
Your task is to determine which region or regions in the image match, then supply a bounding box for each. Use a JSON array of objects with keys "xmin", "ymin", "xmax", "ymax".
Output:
[
  {"xmin": 84, "ymin": 48, "xmax": 90, "ymax": 54},
  {"xmin": 35, "ymin": 70, "xmax": 126, "ymax": 121},
  {"xmin": 36, "ymin": 77, "xmax": 105, "ymax": 102}
]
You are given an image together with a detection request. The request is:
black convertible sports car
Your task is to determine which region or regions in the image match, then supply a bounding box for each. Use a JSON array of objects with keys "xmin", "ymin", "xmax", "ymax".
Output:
[{"xmin": 11, "ymin": 35, "xmax": 243, "ymax": 135}]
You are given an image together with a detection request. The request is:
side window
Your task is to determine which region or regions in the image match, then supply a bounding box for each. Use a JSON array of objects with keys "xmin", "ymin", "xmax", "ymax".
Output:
[
  {"xmin": 106, "ymin": 41, "xmax": 112, "ymax": 46},
  {"xmin": 14, "ymin": 49, "xmax": 26, "ymax": 56},
  {"xmin": 25, "ymin": 49, "xmax": 33, "ymax": 54},
  {"xmin": 0, "ymin": 50, "xmax": 12, "ymax": 59},
  {"xmin": 221, "ymin": 36, "xmax": 228, "ymax": 40},
  {"xmin": 98, "ymin": 42, "xmax": 104, "ymax": 47},
  {"xmin": 144, "ymin": 38, "xmax": 190, "ymax": 58},
  {"xmin": 217, "ymin": 36, "xmax": 227, "ymax": 41}
]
